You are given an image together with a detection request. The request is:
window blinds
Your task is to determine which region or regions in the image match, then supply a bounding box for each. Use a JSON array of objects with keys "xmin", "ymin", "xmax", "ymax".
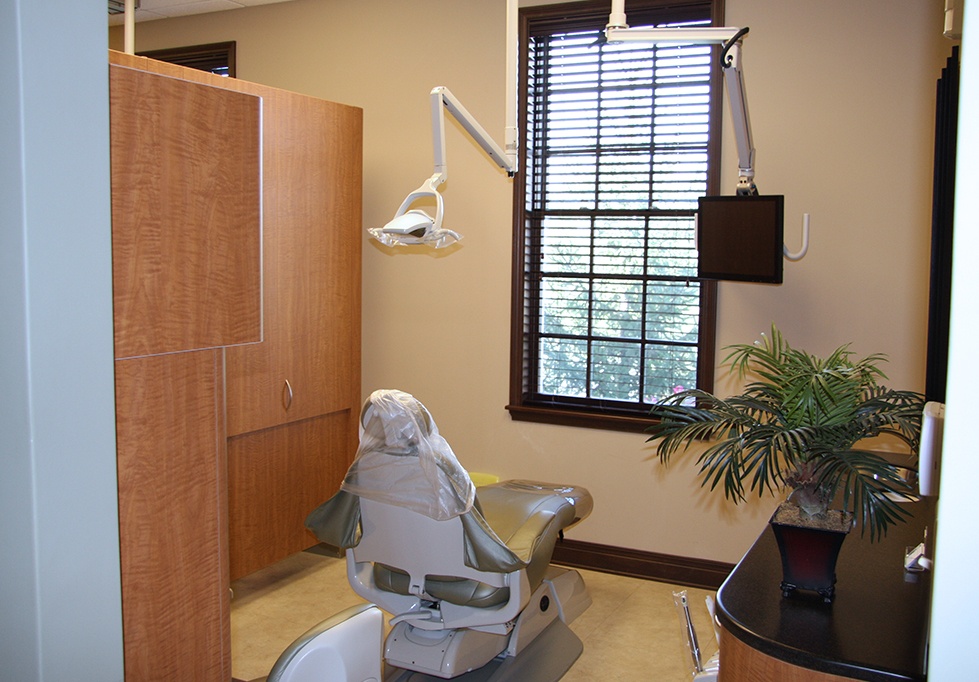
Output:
[{"xmin": 522, "ymin": 15, "xmax": 713, "ymax": 409}]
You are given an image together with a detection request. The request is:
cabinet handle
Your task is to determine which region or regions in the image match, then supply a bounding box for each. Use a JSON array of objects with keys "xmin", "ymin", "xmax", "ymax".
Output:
[{"xmin": 282, "ymin": 379, "xmax": 293, "ymax": 411}]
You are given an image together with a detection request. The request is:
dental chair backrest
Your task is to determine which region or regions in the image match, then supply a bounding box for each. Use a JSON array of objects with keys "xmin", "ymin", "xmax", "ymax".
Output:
[
  {"xmin": 348, "ymin": 496, "xmax": 533, "ymax": 630},
  {"xmin": 336, "ymin": 390, "xmax": 536, "ymax": 629}
]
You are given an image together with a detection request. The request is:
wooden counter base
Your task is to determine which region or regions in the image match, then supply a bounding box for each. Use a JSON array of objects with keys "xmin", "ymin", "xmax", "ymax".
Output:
[{"xmin": 719, "ymin": 626, "xmax": 852, "ymax": 682}]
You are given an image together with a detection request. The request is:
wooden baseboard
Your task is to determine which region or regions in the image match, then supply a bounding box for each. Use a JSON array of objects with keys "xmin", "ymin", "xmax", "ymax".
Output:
[{"xmin": 551, "ymin": 538, "xmax": 735, "ymax": 590}]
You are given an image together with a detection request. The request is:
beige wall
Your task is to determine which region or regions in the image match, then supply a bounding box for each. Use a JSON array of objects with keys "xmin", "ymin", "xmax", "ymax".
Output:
[{"xmin": 112, "ymin": 0, "xmax": 950, "ymax": 563}]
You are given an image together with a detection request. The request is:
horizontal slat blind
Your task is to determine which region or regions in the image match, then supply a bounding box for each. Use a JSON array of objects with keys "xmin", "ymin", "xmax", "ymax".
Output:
[{"xmin": 521, "ymin": 5, "xmax": 713, "ymax": 412}]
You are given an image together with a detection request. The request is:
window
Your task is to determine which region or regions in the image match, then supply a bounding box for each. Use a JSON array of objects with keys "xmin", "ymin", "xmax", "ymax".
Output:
[
  {"xmin": 508, "ymin": 0, "xmax": 722, "ymax": 431},
  {"xmin": 139, "ymin": 42, "xmax": 236, "ymax": 78}
]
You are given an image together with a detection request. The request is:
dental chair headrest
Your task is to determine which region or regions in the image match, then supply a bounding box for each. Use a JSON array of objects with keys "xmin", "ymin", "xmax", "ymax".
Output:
[
  {"xmin": 359, "ymin": 389, "xmax": 436, "ymax": 449},
  {"xmin": 344, "ymin": 389, "xmax": 475, "ymax": 521}
]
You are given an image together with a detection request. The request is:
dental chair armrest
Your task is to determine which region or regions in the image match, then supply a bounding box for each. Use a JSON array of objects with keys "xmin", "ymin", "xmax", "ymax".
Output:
[{"xmin": 460, "ymin": 512, "xmax": 527, "ymax": 573}]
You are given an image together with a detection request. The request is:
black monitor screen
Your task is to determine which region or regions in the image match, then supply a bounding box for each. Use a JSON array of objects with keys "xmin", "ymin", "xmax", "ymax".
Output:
[{"xmin": 697, "ymin": 195, "xmax": 784, "ymax": 284}]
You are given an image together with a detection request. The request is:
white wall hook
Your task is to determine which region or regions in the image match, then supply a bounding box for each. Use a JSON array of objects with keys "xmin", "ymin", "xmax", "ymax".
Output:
[{"xmin": 783, "ymin": 213, "xmax": 810, "ymax": 261}]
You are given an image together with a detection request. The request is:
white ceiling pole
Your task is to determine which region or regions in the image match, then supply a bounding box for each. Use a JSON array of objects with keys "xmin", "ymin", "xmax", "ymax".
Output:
[
  {"xmin": 607, "ymin": 0, "xmax": 627, "ymax": 28},
  {"xmin": 505, "ymin": 0, "xmax": 518, "ymax": 169},
  {"xmin": 124, "ymin": 0, "xmax": 135, "ymax": 54}
]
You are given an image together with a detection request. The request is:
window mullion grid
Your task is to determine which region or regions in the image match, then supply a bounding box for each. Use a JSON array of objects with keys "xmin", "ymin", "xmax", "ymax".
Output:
[
  {"xmin": 639, "ymin": 217, "xmax": 651, "ymax": 406},
  {"xmin": 586, "ymin": 218, "xmax": 596, "ymax": 400},
  {"xmin": 584, "ymin": 41, "xmax": 611, "ymax": 402},
  {"xmin": 637, "ymin": 44, "xmax": 661, "ymax": 407},
  {"xmin": 525, "ymin": 34, "xmax": 550, "ymax": 401}
]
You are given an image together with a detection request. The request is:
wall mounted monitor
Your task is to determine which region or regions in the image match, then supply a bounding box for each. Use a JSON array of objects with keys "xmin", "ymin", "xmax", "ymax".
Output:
[{"xmin": 697, "ymin": 195, "xmax": 785, "ymax": 284}]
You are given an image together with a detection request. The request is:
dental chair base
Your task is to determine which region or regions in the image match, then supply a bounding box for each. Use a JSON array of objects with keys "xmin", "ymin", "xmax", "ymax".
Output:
[
  {"xmin": 262, "ymin": 603, "xmax": 384, "ymax": 682},
  {"xmin": 384, "ymin": 566, "xmax": 591, "ymax": 679},
  {"xmin": 387, "ymin": 616, "xmax": 583, "ymax": 682},
  {"xmin": 264, "ymin": 592, "xmax": 586, "ymax": 682}
]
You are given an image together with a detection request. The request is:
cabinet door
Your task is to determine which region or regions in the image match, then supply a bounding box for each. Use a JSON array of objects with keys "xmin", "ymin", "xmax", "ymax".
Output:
[
  {"xmin": 227, "ymin": 409, "xmax": 357, "ymax": 580},
  {"xmin": 225, "ymin": 90, "xmax": 362, "ymax": 437},
  {"xmin": 110, "ymin": 63, "xmax": 261, "ymax": 358},
  {"xmin": 116, "ymin": 351, "xmax": 230, "ymax": 681}
]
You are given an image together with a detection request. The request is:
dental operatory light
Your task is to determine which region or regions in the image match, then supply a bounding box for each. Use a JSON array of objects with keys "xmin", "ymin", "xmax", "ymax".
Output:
[
  {"xmin": 369, "ymin": 0, "xmax": 518, "ymax": 249},
  {"xmin": 368, "ymin": 86, "xmax": 518, "ymax": 249}
]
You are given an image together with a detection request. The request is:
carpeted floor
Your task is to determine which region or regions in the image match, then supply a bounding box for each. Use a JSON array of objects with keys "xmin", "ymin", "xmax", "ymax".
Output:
[{"xmin": 230, "ymin": 550, "xmax": 718, "ymax": 681}]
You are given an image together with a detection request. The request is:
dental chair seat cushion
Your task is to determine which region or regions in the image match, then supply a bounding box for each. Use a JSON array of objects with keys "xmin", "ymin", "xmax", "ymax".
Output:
[{"xmin": 369, "ymin": 482, "xmax": 585, "ymax": 608}]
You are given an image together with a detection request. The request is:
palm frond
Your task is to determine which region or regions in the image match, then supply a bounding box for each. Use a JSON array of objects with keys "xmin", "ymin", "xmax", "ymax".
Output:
[
  {"xmin": 647, "ymin": 324, "xmax": 925, "ymax": 541},
  {"xmin": 813, "ymin": 448, "xmax": 914, "ymax": 541}
]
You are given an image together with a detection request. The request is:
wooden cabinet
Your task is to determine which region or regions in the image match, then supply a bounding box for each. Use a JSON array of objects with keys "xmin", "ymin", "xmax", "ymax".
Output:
[
  {"xmin": 223, "ymin": 86, "xmax": 362, "ymax": 438},
  {"xmin": 715, "ymin": 502, "xmax": 934, "ymax": 682},
  {"xmin": 108, "ymin": 52, "xmax": 363, "ymax": 584},
  {"xmin": 110, "ymin": 54, "xmax": 262, "ymax": 681},
  {"xmin": 718, "ymin": 627, "xmax": 852, "ymax": 682},
  {"xmin": 110, "ymin": 63, "xmax": 262, "ymax": 359},
  {"xmin": 218, "ymin": 68, "xmax": 362, "ymax": 581}
]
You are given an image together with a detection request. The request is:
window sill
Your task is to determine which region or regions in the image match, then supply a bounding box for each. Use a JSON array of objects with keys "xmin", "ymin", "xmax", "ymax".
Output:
[{"xmin": 505, "ymin": 403, "xmax": 656, "ymax": 434}]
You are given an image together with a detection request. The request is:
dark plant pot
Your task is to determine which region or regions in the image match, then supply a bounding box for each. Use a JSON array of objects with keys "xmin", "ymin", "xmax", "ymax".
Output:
[{"xmin": 770, "ymin": 504, "xmax": 853, "ymax": 603}]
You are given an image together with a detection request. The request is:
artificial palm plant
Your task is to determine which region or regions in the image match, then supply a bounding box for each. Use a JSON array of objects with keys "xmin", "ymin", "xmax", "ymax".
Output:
[{"xmin": 647, "ymin": 325, "xmax": 925, "ymax": 541}]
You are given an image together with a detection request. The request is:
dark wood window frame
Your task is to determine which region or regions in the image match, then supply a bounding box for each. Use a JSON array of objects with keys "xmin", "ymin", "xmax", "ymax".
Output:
[
  {"xmin": 139, "ymin": 41, "xmax": 236, "ymax": 78},
  {"xmin": 508, "ymin": 0, "xmax": 724, "ymax": 433}
]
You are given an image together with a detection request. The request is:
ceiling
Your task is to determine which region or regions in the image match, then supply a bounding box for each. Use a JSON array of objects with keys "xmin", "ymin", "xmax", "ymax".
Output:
[{"xmin": 108, "ymin": 0, "xmax": 296, "ymax": 25}]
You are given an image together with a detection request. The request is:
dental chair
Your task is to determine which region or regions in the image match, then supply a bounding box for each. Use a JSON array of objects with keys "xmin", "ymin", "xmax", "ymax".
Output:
[{"xmin": 302, "ymin": 389, "xmax": 594, "ymax": 681}]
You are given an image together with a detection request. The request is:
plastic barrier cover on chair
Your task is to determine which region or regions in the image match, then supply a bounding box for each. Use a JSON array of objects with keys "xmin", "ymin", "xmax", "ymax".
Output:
[{"xmin": 340, "ymin": 389, "xmax": 475, "ymax": 521}]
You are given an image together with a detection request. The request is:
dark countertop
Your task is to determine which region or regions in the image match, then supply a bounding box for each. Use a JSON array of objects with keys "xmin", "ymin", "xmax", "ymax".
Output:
[{"xmin": 716, "ymin": 499, "xmax": 934, "ymax": 681}]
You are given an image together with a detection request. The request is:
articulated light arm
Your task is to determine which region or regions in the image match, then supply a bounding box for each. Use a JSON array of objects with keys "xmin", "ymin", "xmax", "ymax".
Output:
[
  {"xmin": 432, "ymin": 87, "xmax": 517, "ymax": 183},
  {"xmin": 605, "ymin": 12, "xmax": 757, "ymax": 195},
  {"xmin": 369, "ymin": 87, "xmax": 518, "ymax": 249}
]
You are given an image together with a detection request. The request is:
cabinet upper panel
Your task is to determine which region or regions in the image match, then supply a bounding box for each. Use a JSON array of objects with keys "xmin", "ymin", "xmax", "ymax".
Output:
[{"xmin": 110, "ymin": 63, "xmax": 262, "ymax": 359}]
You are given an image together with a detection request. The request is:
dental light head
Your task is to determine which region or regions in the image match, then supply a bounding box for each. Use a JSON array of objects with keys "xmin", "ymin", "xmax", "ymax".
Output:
[
  {"xmin": 369, "ymin": 86, "xmax": 518, "ymax": 249},
  {"xmin": 367, "ymin": 173, "xmax": 461, "ymax": 249}
]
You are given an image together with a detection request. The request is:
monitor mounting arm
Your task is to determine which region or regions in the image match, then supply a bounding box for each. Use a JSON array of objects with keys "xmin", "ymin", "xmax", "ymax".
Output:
[
  {"xmin": 605, "ymin": 4, "xmax": 757, "ymax": 195},
  {"xmin": 719, "ymin": 29, "xmax": 756, "ymax": 195}
]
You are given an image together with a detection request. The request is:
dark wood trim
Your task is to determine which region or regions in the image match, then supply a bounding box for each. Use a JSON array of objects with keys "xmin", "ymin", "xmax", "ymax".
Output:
[
  {"xmin": 551, "ymin": 538, "xmax": 734, "ymax": 590},
  {"xmin": 139, "ymin": 41, "xmax": 236, "ymax": 78},
  {"xmin": 926, "ymin": 46, "xmax": 959, "ymax": 404},
  {"xmin": 505, "ymin": 403, "xmax": 657, "ymax": 433}
]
